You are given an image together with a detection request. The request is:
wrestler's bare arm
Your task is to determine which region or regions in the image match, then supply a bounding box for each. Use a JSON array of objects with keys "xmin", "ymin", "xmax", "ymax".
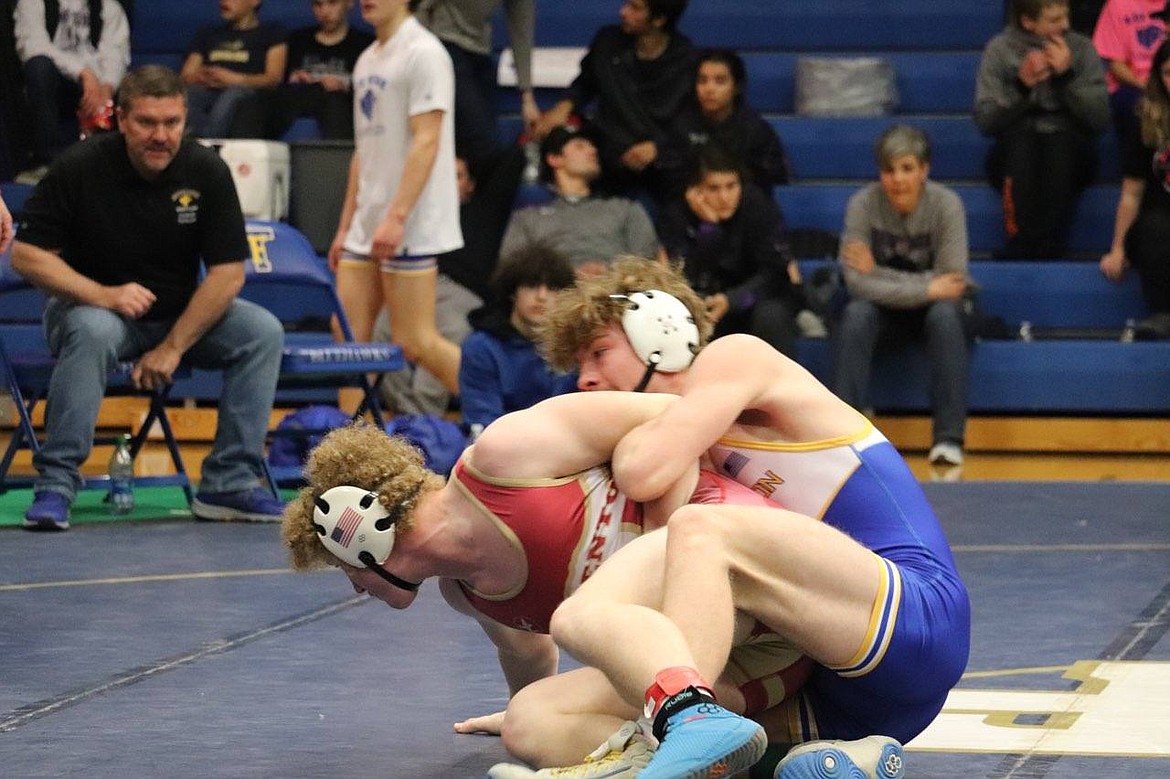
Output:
[
  {"xmin": 613, "ymin": 335, "xmax": 776, "ymax": 502},
  {"xmin": 470, "ymin": 391, "xmax": 677, "ymax": 480},
  {"xmin": 614, "ymin": 335, "xmax": 865, "ymax": 501},
  {"xmin": 439, "ymin": 578, "xmax": 558, "ymax": 696}
]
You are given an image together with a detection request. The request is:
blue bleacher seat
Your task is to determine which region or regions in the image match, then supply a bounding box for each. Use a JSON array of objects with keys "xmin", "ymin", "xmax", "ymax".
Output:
[
  {"xmin": 771, "ymin": 117, "xmax": 1120, "ymax": 183},
  {"xmin": 793, "ymin": 258, "xmax": 1169, "ymax": 414},
  {"xmin": 779, "ymin": 183, "xmax": 1118, "ymax": 256},
  {"xmin": 741, "ymin": 52, "xmax": 982, "ymax": 115},
  {"xmin": 520, "ymin": 1, "xmax": 1002, "ymax": 52},
  {"xmin": 797, "ymin": 338, "xmax": 1170, "ymax": 413}
]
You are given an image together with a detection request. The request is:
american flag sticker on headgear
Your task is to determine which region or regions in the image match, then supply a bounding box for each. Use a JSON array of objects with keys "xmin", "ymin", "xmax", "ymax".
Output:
[{"xmin": 331, "ymin": 506, "xmax": 364, "ymax": 547}]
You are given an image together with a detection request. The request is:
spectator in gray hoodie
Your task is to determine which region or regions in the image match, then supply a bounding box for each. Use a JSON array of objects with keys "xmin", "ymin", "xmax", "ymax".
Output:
[{"xmin": 975, "ymin": 0, "xmax": 1109, "ymax": 259}]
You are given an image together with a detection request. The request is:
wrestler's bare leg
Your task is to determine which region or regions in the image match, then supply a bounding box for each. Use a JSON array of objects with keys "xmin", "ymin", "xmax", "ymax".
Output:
[
  {"xmin": 550, "ymin": 504, "xmax": 883, "ymax": 709},
  {"xmin": 497, "ymin": 656, "xmax": 756, "ymax": 767}
]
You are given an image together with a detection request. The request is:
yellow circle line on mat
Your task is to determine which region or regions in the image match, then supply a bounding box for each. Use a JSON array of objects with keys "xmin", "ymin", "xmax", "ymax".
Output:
[
  {"xmin": 960, "ymin": 665, "xmax": 1072, "ymax": 679},
  {"xmin": 0, "ymin": 568, "xmax": 305, "ymax": 591}
]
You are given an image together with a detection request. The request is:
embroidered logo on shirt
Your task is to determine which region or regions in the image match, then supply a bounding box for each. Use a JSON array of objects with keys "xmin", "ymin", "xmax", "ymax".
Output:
[{"xmin": 172, "ymin": 189, "xmax": 200, "ymax": 225}]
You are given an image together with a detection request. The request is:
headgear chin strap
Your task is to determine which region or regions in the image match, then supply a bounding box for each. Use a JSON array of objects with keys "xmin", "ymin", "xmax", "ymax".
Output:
[
  {"xmin": 312, "ymin": 485, "xmax": 421, "ymax": 592},
  {"xmin": 611, "ymin": 290, "xmax": 700, "ymax": 392}
]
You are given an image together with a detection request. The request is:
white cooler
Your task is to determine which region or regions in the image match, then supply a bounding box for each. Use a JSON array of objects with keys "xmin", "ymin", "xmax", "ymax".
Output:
[{"xmin": 217, "ymin": 140, "xmax": 291, "ymax": 221}]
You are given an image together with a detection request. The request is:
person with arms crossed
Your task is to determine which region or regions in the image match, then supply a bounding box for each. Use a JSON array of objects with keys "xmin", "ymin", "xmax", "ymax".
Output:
[
  {"xmin": 329, "ymin": 0, "xmax": 464, "ymax": 398},
  {"xmin": 12, "ymin": 65, "xmax": 286, "ymax": 531},
  {"xmin": 833, "ymin": 124, "xmax": 973, "ymax": 468},
  {"xmin": 487, "ymin": 257, "xmax": 970, "ymax": 779}
]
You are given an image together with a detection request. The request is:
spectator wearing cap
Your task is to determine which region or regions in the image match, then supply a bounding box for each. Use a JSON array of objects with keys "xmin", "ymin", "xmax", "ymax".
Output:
[
  {"xmin": 498, "ymin": 123, "xmax": 663, "ymax": 277},
  {"xmin": 532, "ymin": 0, "xmax": 695, "ymax": 197}
]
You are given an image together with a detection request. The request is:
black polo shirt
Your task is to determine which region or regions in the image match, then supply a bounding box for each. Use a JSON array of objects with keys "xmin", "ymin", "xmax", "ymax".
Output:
[{"xmin": 18, "ymin": 133, "xmax": 248, "ymax": 320}]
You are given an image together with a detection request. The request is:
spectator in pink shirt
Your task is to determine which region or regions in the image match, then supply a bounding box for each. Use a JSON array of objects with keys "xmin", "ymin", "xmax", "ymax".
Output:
[{"xmin": 1092, "ymin": 0, "xmax": 1167, "ymax": 144}]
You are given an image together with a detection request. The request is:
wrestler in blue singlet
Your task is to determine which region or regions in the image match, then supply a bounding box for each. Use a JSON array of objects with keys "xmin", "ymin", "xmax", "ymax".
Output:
[{"xmin": 710, "ymin": 423, "xmax": 971, "ymax": 743}]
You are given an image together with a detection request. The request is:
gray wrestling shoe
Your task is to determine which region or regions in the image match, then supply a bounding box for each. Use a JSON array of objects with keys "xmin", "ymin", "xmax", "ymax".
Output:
[
  {"xmin": 487, "ymin": 720, "xmax": 656, "ymax": 778},
  {"xmin": 774, "ymin": 735, "xmax": 905, "ymax": 779}
]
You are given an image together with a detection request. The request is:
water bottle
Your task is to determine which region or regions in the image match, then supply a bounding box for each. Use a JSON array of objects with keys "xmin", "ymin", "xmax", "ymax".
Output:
[
  {"xmin": 522, "ymin": 137, "xmax": 541, "ymax": 185},
  {"xmin": 108, "ymin": 434, "xmax": 135, "ymax": 515},
  {"xmin": 1120, "ymin": 318, "xmax": 1136, "ymax": 344}
]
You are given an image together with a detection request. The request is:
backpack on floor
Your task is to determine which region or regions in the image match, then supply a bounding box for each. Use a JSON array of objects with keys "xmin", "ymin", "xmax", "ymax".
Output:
[{"xmin": 385, "ymin": 414, "xmax": 468, "ymax": 476}]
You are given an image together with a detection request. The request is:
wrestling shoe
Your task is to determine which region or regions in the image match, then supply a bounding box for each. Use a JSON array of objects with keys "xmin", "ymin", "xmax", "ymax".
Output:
[
  {"xmin": 773, "ymin": 736, "xmax": 904, "ymax": 779},
  {"xmin": 639, "ymin": 702, "xmax": 767, "ymax": 779},
  {"xmin": 487, "ymin": 720, "xmax": 655, "ymax": 778}
]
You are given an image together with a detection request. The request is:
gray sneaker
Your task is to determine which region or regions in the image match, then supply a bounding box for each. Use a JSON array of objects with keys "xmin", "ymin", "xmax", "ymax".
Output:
[
  {"xmin": 774, "ymin": 735, "xmax": 904, "ymax": 779},
  {"xmin": 487, "ymin": 721, "xmax": 655, "ymax": 779}
]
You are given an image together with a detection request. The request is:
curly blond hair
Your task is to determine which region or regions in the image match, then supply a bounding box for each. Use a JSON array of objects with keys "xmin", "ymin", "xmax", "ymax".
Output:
[
  {"xmin": 281, "ymin": 422, "xmax": 445, "ymax": 571},
  {"xmin": 537, "ymin": 255, "xmax": 712, "ymax": 372}
]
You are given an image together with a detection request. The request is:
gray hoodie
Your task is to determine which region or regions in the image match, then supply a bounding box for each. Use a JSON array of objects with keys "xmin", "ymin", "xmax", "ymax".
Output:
[{"xmin": 974, "ymin": 24, "xmax": 1109, "ymax": 137}]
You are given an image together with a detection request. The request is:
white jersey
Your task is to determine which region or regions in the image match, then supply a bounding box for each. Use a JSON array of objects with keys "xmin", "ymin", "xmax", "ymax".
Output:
[{"xmin": 346, "ymin": 16, "xmax": 463, "ymax": 257}]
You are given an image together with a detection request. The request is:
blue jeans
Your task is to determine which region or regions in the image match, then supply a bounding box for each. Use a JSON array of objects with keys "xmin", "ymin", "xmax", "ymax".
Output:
[
  {"xmin": 185, "ymin": 85, "xmax": 258, "ymax": 138},
  {"xmin": 35, "ymin": 298, "xmax": 284, "ymax": 500},
  {"xmin": 833, "ymin": 299, "xmax": 969, "ymax": 446}
]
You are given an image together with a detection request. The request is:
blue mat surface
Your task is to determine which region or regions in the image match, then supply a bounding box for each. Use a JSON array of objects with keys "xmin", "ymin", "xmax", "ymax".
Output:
[{"xmin": 0, "ymin": 482, "xmax": 1167, "ymax": 778}]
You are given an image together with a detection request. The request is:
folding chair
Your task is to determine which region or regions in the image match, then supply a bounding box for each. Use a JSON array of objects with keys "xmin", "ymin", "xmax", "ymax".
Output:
[
  {"xmin": 238, "ymin": 221, "xmax": 405, "ymax": 487},
  {"xmin": 0, "ymin": 245, "xmax": 194, "ymax": 504}
]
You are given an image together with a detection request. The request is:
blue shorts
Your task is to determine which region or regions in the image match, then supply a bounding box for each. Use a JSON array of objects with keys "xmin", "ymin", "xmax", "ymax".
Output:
[
  {"xmin": 788, "ymin": 556, "xmax": 971, "ymax": 743},
  {"xmin": 339, "ymin": 250, "xmax": 437, "ymax": 274}
]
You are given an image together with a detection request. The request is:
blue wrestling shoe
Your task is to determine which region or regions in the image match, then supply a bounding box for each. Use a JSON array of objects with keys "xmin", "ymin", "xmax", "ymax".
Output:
[
  {"xmin": 639, "ymin": 701, "xmax": 767, "ymax": 779},
  {"xmin": 774, "ymin": 736, "xmax": 904, "ymax": 779}
]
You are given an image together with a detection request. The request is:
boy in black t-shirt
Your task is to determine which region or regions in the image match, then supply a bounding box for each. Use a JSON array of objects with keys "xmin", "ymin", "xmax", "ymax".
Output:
[
  {"xmin": 233, "ymin": 0, "xmax": 374, "ymax": 140},
  {"xmin": 180, "ymin": 0, "xmax": 289, "ymax": 138}
]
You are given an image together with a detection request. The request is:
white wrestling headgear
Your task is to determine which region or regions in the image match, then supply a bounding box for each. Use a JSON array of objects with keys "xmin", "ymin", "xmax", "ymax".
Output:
[
  {"xmin": 612, "ymin": 290, "xmax": 699, "ymax": 390},
  {"xmin": 312, "ymin": 485, "xmax": 419, "ymax": 591}
]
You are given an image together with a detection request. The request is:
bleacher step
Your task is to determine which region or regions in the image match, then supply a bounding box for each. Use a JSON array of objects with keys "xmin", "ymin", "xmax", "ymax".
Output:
[
  {"xmin": 5, "ymin": 398, "xmax": 1163, "ymax": 455},
  {"xmin": 876, "ymin": 416, "xmax": 1170, "ymax": 454}
]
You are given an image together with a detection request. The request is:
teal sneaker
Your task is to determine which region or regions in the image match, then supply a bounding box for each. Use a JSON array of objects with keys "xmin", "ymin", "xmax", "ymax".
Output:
[
  {"xmin": 774, "ymin": 736, "xmax": 904, "ymax": 779},
  {"xmin": 639, "ymin": 701, "xmax": 766, "ymax": 779}
]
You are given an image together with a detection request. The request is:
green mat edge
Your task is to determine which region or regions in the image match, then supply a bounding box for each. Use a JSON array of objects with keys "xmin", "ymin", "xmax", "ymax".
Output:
[{"xmin": 0, "ymin": 486, "xmax": 299, "ymax": 527}]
